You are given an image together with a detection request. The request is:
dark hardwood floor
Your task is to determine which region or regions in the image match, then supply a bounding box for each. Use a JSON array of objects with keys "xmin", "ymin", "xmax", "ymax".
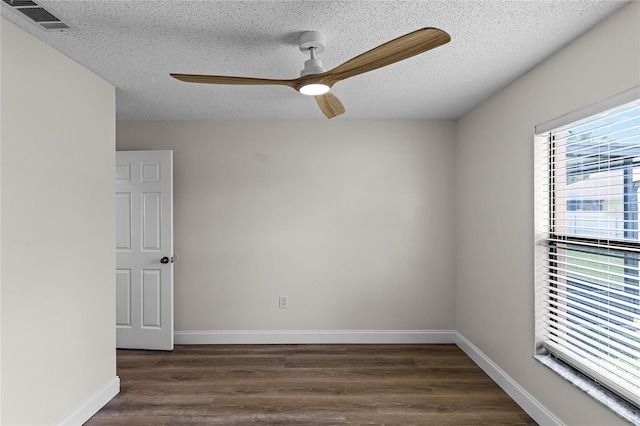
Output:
[{"xmin": 86, "ymin": 344, "xmax": 537, "ymax": 425}]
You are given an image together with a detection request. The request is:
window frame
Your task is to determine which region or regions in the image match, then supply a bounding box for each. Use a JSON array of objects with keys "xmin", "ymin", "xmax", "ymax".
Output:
[{"xmin": 534, "ymin": 85, "xmax": 640, "ymax": 415}]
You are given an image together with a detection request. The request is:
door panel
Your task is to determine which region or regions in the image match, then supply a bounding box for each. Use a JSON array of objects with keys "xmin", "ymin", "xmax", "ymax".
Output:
[
  {"xmin": 115, "ymin": 269, "xmax": 131, "ymax": 327},
  {"xmin": 116, "ymin": 150, "xmax": 173, "ymax": 350},
  {"xmin": 142, "ymin": 269, "xmax": 162, "ymax": 328},
  {"xmin": 115, "ymin": 193, "xmax": 132, "ymax": 250},
  {"xmin": 142, "ymin": 192, "xmax": 161, "ymax": 250}
]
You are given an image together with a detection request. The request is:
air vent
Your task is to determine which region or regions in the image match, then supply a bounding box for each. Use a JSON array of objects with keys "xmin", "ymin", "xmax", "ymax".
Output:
[
  {"xmin": 40, "ymin": 21, "xmax": 70, "ymax": 30},
  {"xmin": 3, "ymin": 0, "xmax": 38, "ymax": 6},
  {"xmin": 17, "ymin": 6, "xmax": 59, "ymax": 22},
  {"xmin": 2, "ymin": 0, "xmax": 74, "ymax": 32}
]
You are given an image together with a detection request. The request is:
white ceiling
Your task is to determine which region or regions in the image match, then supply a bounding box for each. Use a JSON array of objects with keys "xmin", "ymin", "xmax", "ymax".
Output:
[{"xmin": 1, "ymin": 0, "xmax": 630, "ymax": 121}]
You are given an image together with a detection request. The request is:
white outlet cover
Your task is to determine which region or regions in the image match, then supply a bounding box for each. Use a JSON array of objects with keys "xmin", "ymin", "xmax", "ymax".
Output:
[{"xmin": 279, "ymin": 296, "xmax": 288, "ymax": 309}]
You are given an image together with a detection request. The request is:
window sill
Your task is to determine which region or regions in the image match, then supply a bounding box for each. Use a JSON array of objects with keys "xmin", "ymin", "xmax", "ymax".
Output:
[{"xmin": 534, "ymin": 354, "xmax": 640, "ymax": 424}]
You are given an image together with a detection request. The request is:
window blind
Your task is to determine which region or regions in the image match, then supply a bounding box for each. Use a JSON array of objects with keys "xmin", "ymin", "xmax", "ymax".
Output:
[{"xmin": 535, "ymin": 89, "xmax": 640, "ymax": 408}]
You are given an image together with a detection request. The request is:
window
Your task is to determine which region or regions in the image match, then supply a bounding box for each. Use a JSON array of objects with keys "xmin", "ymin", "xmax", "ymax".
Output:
[{"xmin": 535, "ymin": 86, "xmax": 640, "ymax": 410}]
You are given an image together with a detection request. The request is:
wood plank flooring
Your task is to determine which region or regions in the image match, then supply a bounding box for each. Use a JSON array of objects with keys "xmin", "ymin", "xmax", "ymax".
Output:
[{"xmin": 86, "ymin": 344, "xmax": 537, "ymax": 425}]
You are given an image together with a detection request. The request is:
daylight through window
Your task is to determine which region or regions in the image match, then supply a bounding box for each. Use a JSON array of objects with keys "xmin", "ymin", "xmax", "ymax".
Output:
[{"xmin": 535, "ymin": 90, "xmax": 640, "ymax": 408}]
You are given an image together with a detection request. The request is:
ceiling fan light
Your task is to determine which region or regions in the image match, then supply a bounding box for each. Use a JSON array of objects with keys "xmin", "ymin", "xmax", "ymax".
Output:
[{"xmin": 299, "ymin": 83, "xmax": 330, "ymax": 96}]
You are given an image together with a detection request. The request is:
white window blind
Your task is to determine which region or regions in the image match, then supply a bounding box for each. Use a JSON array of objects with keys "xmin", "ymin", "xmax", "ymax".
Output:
[{"xmin": 535, "ymin": 88, "xmax": 640, "ymax": 409}]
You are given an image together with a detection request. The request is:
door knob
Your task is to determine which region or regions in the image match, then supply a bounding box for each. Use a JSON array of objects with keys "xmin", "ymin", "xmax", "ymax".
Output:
[{"xmin": 160, "ymin": 256, "xmax": 170, "ymax": 264}]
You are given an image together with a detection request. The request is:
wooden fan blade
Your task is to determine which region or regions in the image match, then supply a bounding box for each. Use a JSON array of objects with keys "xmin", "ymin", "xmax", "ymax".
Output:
[
  {"xmin": 315, "ymin": 92, "xmax": 345, "ymax": 119},
  {"xmin": 170, "ymin": 73, "xmax": 298, "ymax": 89},
  {"xmin": 322, "ymin": 28, "xmax": 450, "ymax": 84}
]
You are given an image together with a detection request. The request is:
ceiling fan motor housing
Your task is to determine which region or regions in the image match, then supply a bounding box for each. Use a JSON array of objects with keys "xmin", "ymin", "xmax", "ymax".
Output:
[{"xmin": 301, "ymin": 58, "xmax": 325, "ymax": 76}]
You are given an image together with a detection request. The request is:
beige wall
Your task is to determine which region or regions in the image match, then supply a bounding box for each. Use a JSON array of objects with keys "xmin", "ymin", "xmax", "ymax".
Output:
[
  {"xmin": 1, "ymin": 19, "xmax": 116, "ymax": 425},
  {"xmin": 455, "ymin": 3, "xmax": 640, "ymax": 425},
  {"xmin": 117, "ymin": 120, "xmax": 457, "ymax": 332}
]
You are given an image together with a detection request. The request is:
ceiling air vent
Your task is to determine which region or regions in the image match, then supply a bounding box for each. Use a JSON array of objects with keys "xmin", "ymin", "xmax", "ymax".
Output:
[
  {"xmin": 2, "ymin": 0, "xmax": 75, "ymax": 32},
  {"xmin": 3, "ymin": 0, "xmax": 38, "ymax": 6}
]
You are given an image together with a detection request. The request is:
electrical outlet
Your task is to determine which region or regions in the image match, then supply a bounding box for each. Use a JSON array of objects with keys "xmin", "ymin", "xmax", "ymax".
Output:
[{"xmin": 279, "ymin": 296, "xmax": 288, "ymax": 309}]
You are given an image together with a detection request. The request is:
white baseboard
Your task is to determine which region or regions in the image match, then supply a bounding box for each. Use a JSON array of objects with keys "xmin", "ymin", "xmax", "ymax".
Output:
[
  {"xmin": 174, "ymin": 330, "xmax": 456, "ymax": 345},
  {"xmin": 55, "ymin": 376, "xmax": 120, "ymax": 426},
  {"xmin": 455, "ymin": 333, "xmax": 562, "ymax": 426}
]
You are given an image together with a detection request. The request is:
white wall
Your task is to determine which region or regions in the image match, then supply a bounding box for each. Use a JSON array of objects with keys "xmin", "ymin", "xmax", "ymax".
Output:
[
  {"xmin": 455, "ymin": 3, "xmax": 639, "ymax": 425},
  {"xmin": 117, "ymin": 120, "xmax": 456, "ymax": 335},
  {"xmin": 1, "ymin": 19, "xmax": 117, "ymax": 425}
]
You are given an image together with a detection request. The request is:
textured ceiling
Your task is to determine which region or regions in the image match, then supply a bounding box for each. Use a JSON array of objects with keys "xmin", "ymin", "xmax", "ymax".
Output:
[{"xmin": 1, "ymin": 0, "xmax": 631, "ymax": 121}]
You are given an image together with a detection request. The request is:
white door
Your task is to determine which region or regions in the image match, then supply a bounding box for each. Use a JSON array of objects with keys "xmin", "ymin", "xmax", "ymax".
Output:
[{"xmin": 115, "ymin": 150, "xmax": 174, "ymax": 350}]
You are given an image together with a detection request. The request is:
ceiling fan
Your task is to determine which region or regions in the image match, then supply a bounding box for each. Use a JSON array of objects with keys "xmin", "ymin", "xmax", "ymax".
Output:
[{"xmin": 170, "ymin": 27, "xmax": 451, "ymax": 119}]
